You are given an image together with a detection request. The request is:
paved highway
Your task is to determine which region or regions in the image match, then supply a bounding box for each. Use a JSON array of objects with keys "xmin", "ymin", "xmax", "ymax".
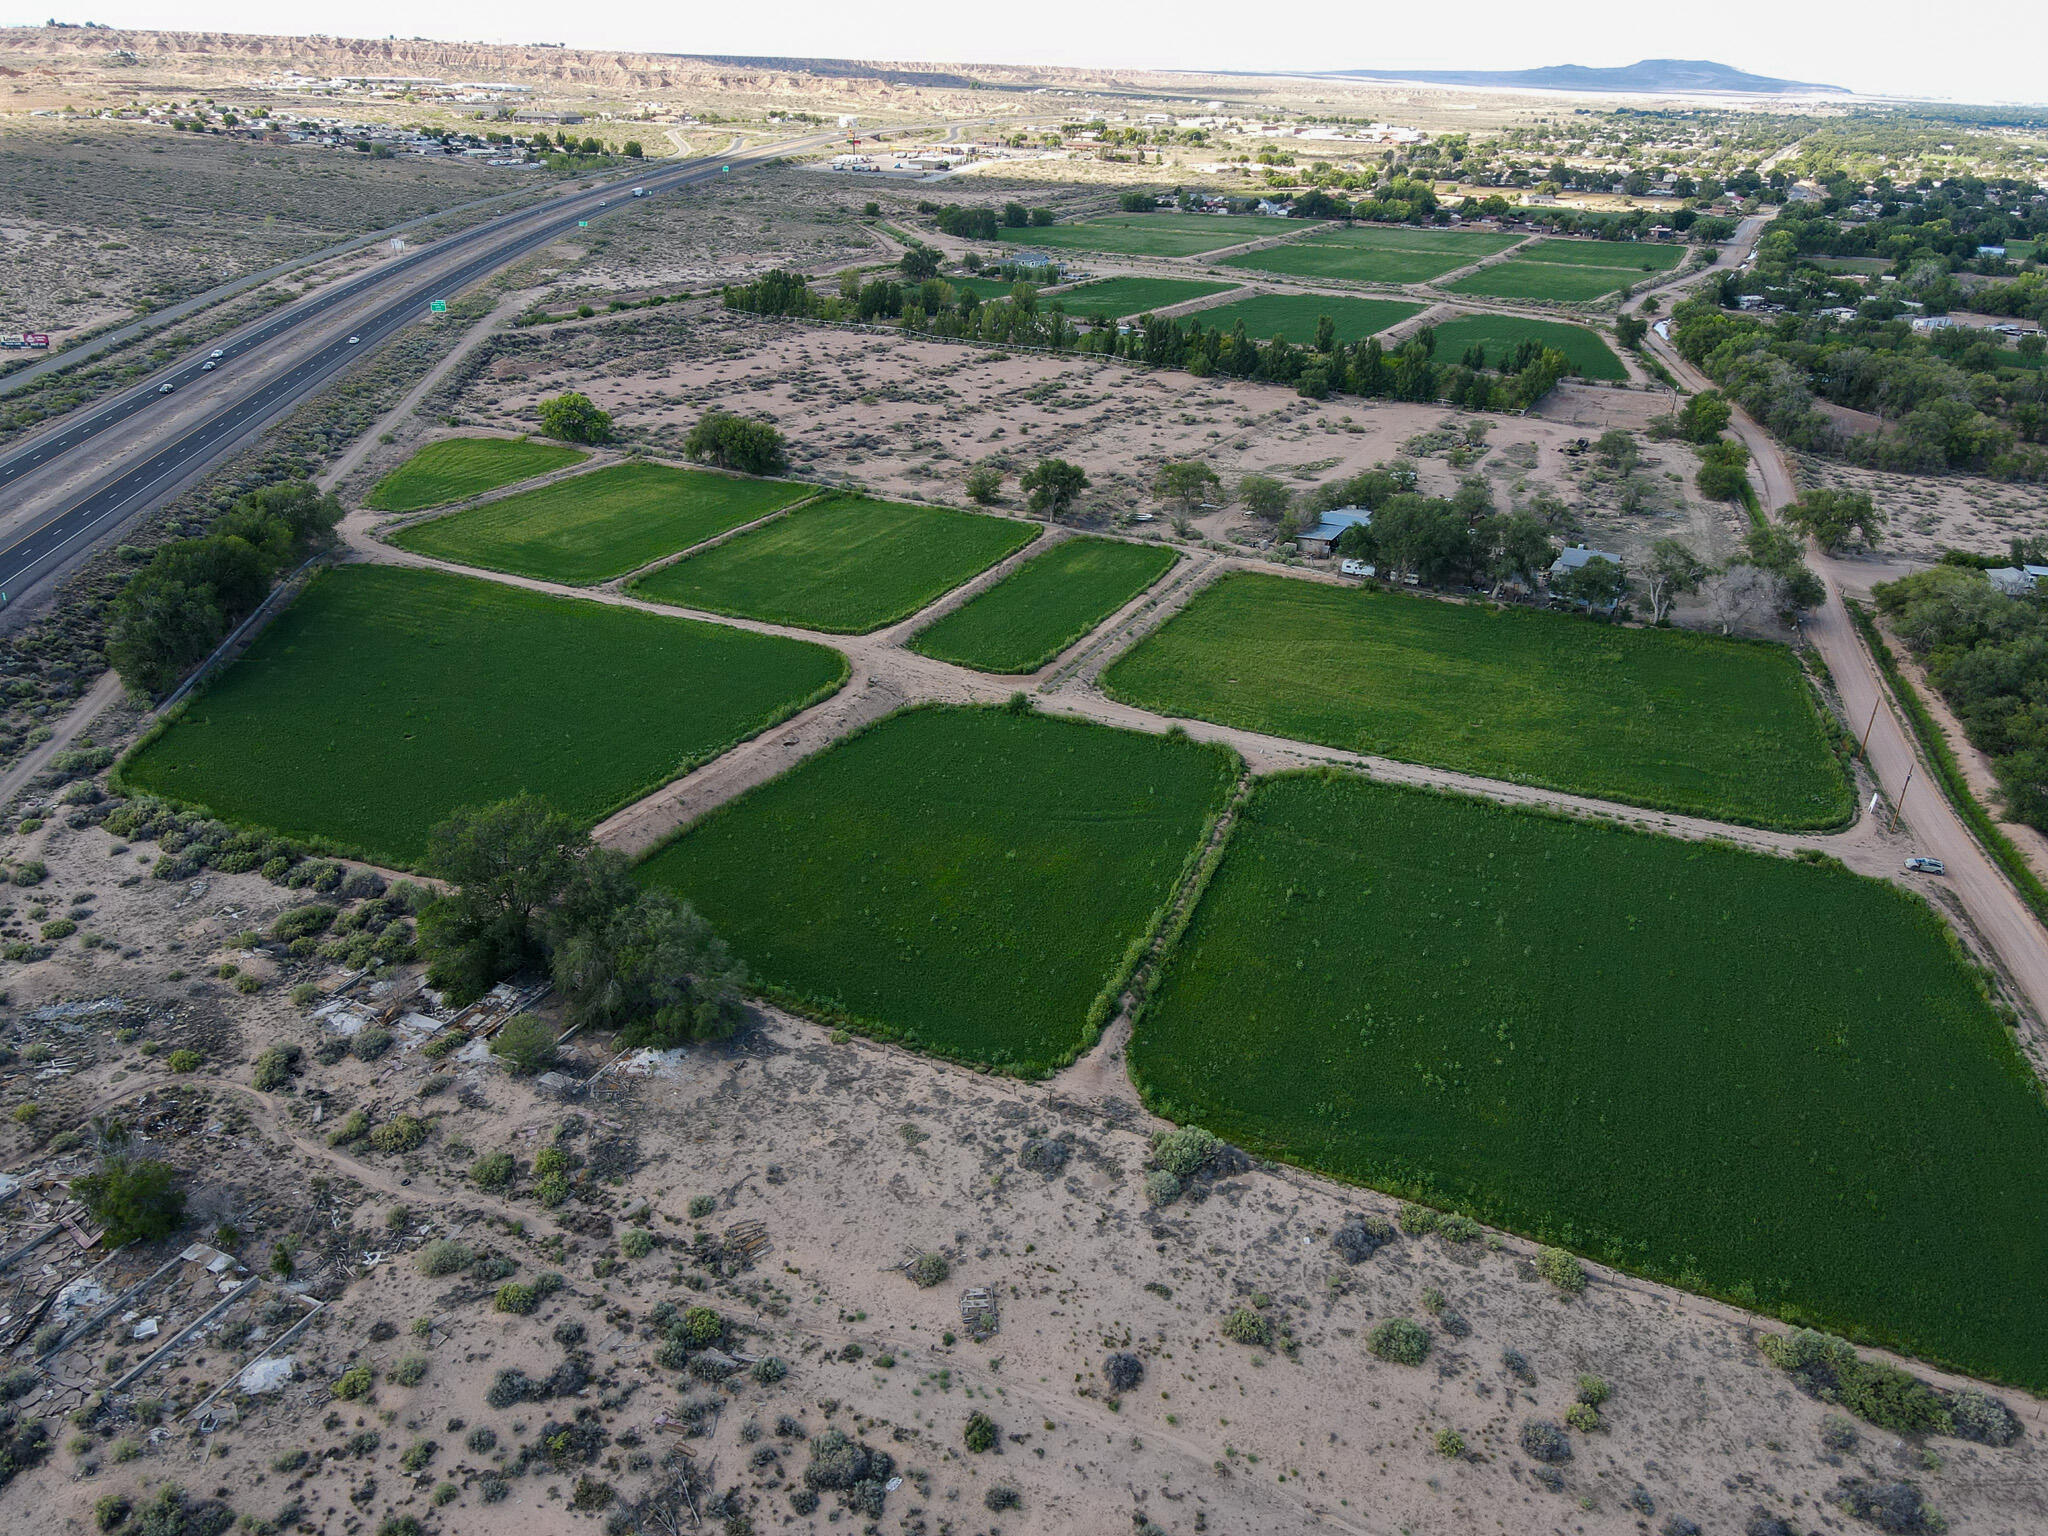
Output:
[
  {"xmin": 0, "ymin": 133, "xmax": 835, "ymax": 611},
  {"xmin": 0, "ymin": 178, "xmax": 563, "ymax": 399}
]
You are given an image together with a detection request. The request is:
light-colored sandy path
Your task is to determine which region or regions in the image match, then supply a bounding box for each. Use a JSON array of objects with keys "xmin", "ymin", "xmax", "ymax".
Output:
[{"xmin": 0, "ymin": 667, "xmax": 124, "ymax": 813}]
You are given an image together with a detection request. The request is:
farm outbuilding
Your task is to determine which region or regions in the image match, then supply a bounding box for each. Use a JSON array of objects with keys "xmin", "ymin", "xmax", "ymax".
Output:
[{"xmin": 1295, "ymin": 509, "xmax": 1371, "ymax": 559}]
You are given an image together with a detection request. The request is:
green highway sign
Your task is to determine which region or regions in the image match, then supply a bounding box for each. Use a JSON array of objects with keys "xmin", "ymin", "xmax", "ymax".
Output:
[
  {"xmin": 429, "ymin": 300, "xmax": 447, "ymax": 314},
  {"xmin": 578, "ymin": 220, "xmax": 589, "ymax": 228}
]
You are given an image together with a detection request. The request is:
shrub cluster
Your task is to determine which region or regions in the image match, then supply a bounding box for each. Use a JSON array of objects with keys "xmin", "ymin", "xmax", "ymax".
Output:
[
  {"xmin": 1366, "ymin": 1318, "xmax": 1431, "ymax": 1366},
  {"xmin": 1758, "ymin": 1330, "xmax": 1955, "ymax": 1437}
]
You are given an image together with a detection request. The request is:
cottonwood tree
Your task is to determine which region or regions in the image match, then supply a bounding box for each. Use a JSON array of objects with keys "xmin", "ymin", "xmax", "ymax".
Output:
[
  {"xmin": 1155, "ymin": 460, "xmax": 1220, "ymax": 515},
  {"xmin": 1490, "ymin": 514, "xmax": 1558, "ymax": 595},
  {"xmin": 1237, "ymin": 474, "xmax": 1293, "ymax": 520},
  {"xmin": 1020, "ymin": 458, "xmax": 1089, "ymax": 518},
  {"xmin": 683, "ymin": 411, "xmax": 787, "ymax": 476},
  {"xmin": 1675, "ymin": 389, "xmax": 1732, "ymax": 444},
  {"xmin": 420, "ymin": 797, "xmax": 746, "ymax": 1043},
  {"xmin": 420, "ymin": 795, "xmax": 582, "ymax": 1004},
  {"xmin": 1705, "ymin": 563, "xmax": 1787, "ymax": 635},
  {"xmin": 1552, "ymin": 555, "xmax": 1628, "ymax": 609},
  {"xmin": 537, "ymin": 392, "xmax": 614, "ymax": 445},
  {"xmin": 1644, "ymin": 537, "xmax": 1710, "ymax": 623},
  {"xmin": 1785, "ymin": 488, "xmax": 1886, "ymax": 552}
]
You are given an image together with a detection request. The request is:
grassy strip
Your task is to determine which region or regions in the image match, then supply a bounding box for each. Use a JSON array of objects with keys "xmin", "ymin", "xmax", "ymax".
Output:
[{"xmin": 1847, "ymin": 600, "xmax": 2048, "ymax": 928}]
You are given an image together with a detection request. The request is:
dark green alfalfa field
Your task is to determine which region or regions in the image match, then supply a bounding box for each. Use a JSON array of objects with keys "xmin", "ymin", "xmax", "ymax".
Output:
[
  {"xmin": 638, "ymin": 706, "xmax": 1238, "ymax": 1074},
  {"xmin": 119, "ymin": 565, "xmax": 847, "ymax": 868},
  {"xmin": 1132, "ymin": 772, "xmax": 2048, "ymax": 1390}
]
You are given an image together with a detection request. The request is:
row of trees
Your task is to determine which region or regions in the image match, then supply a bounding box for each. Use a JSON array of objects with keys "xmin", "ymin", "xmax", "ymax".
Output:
[
  {"xmin": 1668, "ymin": 295, "xmax": 2048, "ymax": 481},
  {"xmin": 108, "ymin": 481, "xmax": 344, "ymax": 697},
  {"xmin": 1876, "ymin": 564, "xmax": 2048, "ymax": 833},
  {"xmin": 722, "ymin": 269, "xmax": 1580, "ymax": 412}
]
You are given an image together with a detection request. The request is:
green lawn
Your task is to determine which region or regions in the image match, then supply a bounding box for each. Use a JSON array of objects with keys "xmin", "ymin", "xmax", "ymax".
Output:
[
  {"xmin": 1813, "ymin": 256, "xmax": 1893, "ymax": 275},
  {"xmin": 119, "ymin": 565, "xmax": 847, "ymax": 868},
  {"xmin": 1100, "ymin": 572, "xmax": 1850, "ymax": 829},
  {"xmin": 1427, "ymin": 313, "xmax": 1626, "ymax": 380},
  {"xmin": 1301, "ymin": 226, "xmax": 1526, "ymax": 256},
  {"xmin": 1512, "ymin": 237, "xmax": 1687, "ymax": 271},
  {"xmin": 1135, "ymin": 773, "xmax": 2048, "ymax": 1391},
  {"xmin": 995, "ymin": 214, "xmax": 1274, "ymax": 257},
  {"xmin": 1444, "ymin": 261, "xmax": 1653, "ymax": 301},
  {"xmin": 389, "ymin": 462, "xmax": 815, "ymax": 585},
  {"xmin": 364, "ymin": 436, "xmax": 588, "ymax": 513},
  {"xmin": 1047, "ymin": 276, "xmax": 1236, "ymax": 317},
  {"xmin": 909, "ymin": 536, "xmax": 1177, "ymax": 673},
  {"xmin": 1184, "ymin": 293, "xmax": 1421, "ymax": 345},
  {"xmin": 638, "ymin": 706, "xmax": 1238, "ymax": 1073},
  {"xmin": 630, "ymin": 493, "xmax": 1040, "ymax": 634}
]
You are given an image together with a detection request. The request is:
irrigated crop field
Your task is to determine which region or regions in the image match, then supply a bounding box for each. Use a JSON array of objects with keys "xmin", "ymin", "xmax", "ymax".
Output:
[
  {"xmin": 388, "ymin": 461, "xmax": 814, "ymax": 585},
  {"xmin": 1183, "ymin": 293, "xmax": 1422, "ymax": 345},
  {"xmin": 1445, "ymin": 240, "xmax": 1681, "ymax": 301},
  {"xmin": 995, "ymin": 214, "xmax": 1269, "ymax": 257},
  {"xmin": 1427, "ymin": 313, "xmax": 1626, "ymax": 380},
  {"xmin": 1101, "ymin": 573, "xmax": 1850, "ymax": 828},
  {"xmin": 119, "ymin": 565, "xmax": 847, "ymax": 867},
  {"xmin": 638, "ymin": 706, "xmax": 1238, "ymax": 1072},
  {"xmin": 1048, "ymin": 276, "xmax": 1237, "ymax": 317},
  {"xmin": 363, "ymin": 436, "xmax": 588, "ymax": 513},
  {"xmin": 909, "ymin": 535, "xmax": 1177, "ymax": 673},
  {"xmin": 1220, "ymin": 227, "xmax": 1521, "ymax": 285},
  {"xmin": 1511, "ymin": 237, "xmax": 1687, "ymax": 271},
  {"xmin": 1133, "ymin": 773, "xmax": 2048, "ymax": 1390},
  {"xmin": 631, "ymin": 493, "xmax": 1038, "ymax": 633}
]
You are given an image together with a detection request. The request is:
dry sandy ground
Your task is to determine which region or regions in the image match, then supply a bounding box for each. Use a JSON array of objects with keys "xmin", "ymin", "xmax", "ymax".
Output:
[
  {"xmin": 442, "ymin": 304, "xmax": 1746, "ymax": 584},
  {"xmin": 1793, "ymin": 452, "xmax": 2048, "ymax": 565},
  {"xmin": 1, "ymin": 807, "xmax": 2044, "ymax": 1536}
]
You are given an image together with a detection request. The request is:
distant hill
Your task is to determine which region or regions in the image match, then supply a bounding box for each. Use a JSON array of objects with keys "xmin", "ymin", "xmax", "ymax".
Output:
[{"xmin": 1329, "ymin": 58, "xmax": 1850, "ymax": 96}]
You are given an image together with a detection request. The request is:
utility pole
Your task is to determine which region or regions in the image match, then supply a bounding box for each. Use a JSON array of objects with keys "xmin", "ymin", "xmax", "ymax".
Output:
[
  {"xmin": 1888, "ymin": 761, "xmax": 1915, "ymax": 835},
  {"xmin": 1858, "ymin": 695, "xmax": 1881, "ymax": 758}
]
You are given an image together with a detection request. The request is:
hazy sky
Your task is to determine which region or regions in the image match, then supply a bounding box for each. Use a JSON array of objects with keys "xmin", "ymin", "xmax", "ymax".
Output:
[{"xmin": 15, "ymin": 1, "xmax": 2047, "ymax": 106}]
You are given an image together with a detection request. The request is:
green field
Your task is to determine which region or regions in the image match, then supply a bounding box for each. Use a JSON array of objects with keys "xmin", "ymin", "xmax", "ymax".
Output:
[
  {"xmin": 1185, "ymin": 293, "xmax": 1421, "ymax": 345},
  {"xmin": 1445, "ymin": 260, "xmax": 1655, "ymax": 302},
  {"xmin": 1814, "ymin": 256, "xmax": 1892, "ymax": 275},
  {"xmin": 1221, "ymin": 227, "xmax": 1520, "ymax": 285},
  {"xmin": 390, "ymin": 462, "xmax": 814, "ymax": 585},
  {"xmin": 639, "ymin": 706, "xmax": 1238, "ymax": 1072},
  {"xmin": 119, "ymin": 565, "xmax": 846, "ymax": 868},
  {"xmin": 1511, "ymin": 237, "xmax": 1687, "ymax": 271},
  {"xmin": 909, "ymin": 536, "xmax": 1177, "ymax": 673},
  {"xmin": 364, "ymin": 437, "xmax": 588, "ymax": 513},
  {"xmin": 1134, "ymin": 774, "xmax": 2048, "ymax": 1390},
  {"xmin": 1047, "ymin": 276, "xmax": 1236, "ymax": 317},
  {"xmin": 631, "ymin": 493, "xmax": 1039, "ymax": 634},
  {"xmin": 1427, "ymin": 313, "xmax": 1626, "ymax": 380},
  {"xmin": 1100, "ymin": 573, "xmax": 1850, "ymax": 829},
  {"xmin": 995, "ymin": 214, "xmax": 1271, "ymax": 257}
]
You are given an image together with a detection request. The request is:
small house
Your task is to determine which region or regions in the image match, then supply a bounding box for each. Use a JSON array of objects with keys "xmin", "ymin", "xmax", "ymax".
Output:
[{"xmin": 1294, "ymin": 509, "xmax": 1371, "ymax": 560}]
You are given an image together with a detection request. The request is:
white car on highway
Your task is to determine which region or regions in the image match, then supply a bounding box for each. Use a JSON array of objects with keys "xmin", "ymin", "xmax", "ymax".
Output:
[{"xmin": 347, "ymin": 335, "xmax": 361, "ymax": 345}]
